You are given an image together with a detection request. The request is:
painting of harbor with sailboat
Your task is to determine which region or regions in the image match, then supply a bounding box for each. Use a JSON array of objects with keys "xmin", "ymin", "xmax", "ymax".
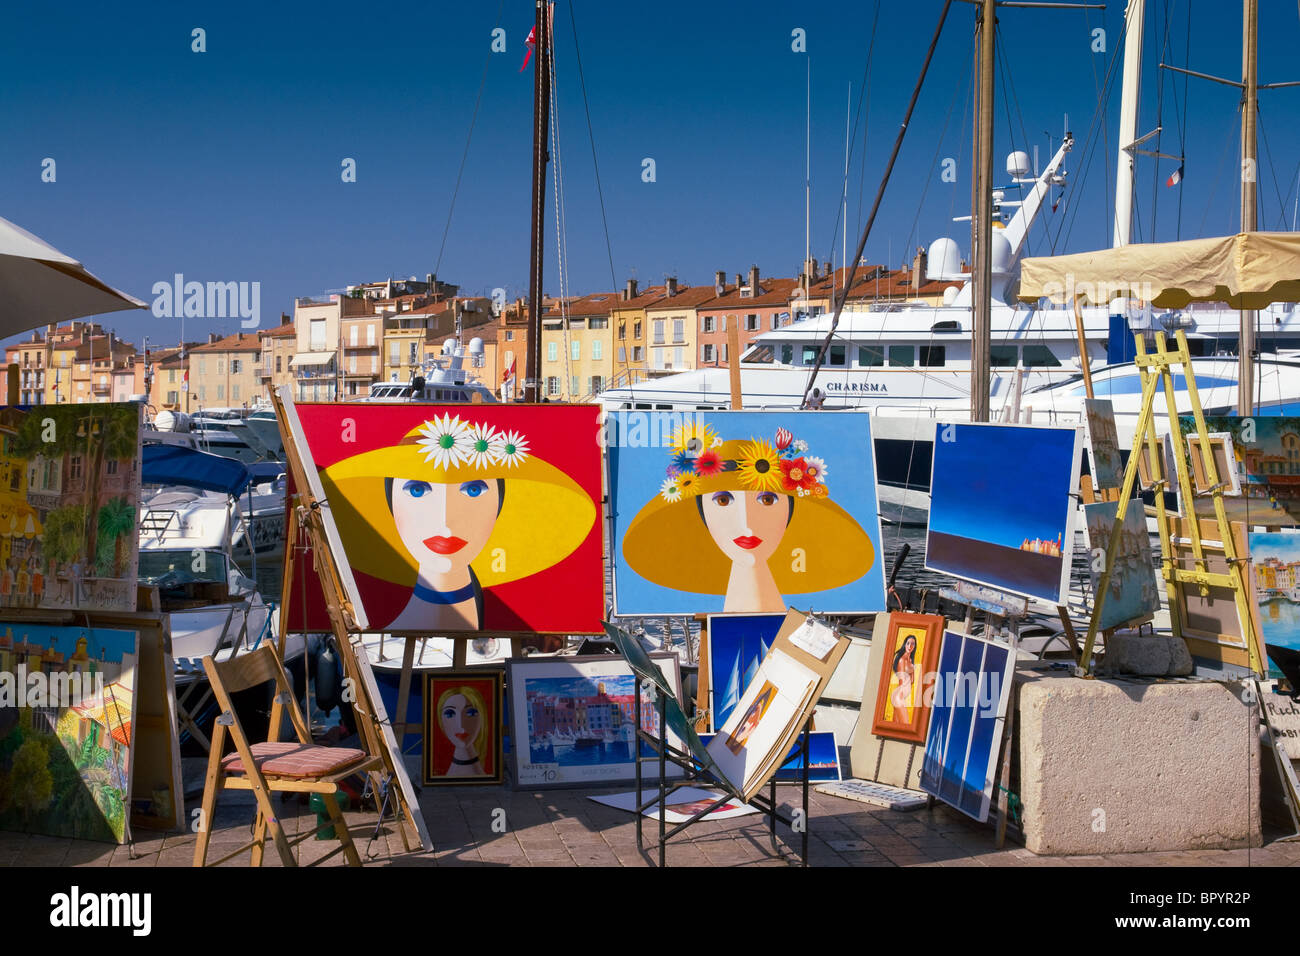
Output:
[{"xmin": 706, "ymin": 614, "xmax": 785, "ymax": 732}]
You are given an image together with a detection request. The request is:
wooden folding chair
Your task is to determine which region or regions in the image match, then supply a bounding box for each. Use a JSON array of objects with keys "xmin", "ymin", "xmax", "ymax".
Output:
[{"xmin": 193, "ymin": 642, "xmax": 381, "ymax": 867}]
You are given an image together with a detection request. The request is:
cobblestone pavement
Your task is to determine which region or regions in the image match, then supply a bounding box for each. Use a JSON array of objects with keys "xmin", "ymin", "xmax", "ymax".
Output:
[{"xmin": 4, "ymin": 781, "xmax": 1299, "ymax": 867}]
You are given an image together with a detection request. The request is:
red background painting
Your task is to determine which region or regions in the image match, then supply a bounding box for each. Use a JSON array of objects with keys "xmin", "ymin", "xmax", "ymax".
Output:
[
  {"xmin": 284, "ymin": 403, "xmax": 605, "ymax": 634},
  {"xmin": 425, "ymin": 674, "xmax": 500, "ymax": 781}
]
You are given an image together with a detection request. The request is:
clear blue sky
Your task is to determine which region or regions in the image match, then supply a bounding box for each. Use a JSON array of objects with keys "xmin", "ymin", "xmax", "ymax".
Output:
[{"xmin": 2, "ymin": 0, "xmax": 1298, "ymax": 349}]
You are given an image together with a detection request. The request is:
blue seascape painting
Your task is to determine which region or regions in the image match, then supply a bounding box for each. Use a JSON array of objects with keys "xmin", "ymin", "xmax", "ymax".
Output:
[
  {"xmin": 699, "ymin": 731, "xmax": 840, "ymax": 783},
  {"xmin": 926, "ymin": 423, "xmax": 1082, "ymax": 605},
  {"xmin": 608, "ymin": 410, "xmax": 887, "ymax": 615},
  {"xmin": 706, "ymin": 614, "xmax": 785, "ymax": 731}
]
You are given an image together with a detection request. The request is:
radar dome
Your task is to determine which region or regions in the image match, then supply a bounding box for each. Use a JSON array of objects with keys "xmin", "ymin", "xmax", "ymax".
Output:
[
  {"xmin": 1007, "ymin": 151, "xmax": 1031, "ymax": 178},
  {"xmin": 927, "ymin": 237, "xmax": 963, "ymax": 280},
  {"xmin": 990, "ymin": 231, "xmax": 1013, "ymax": 273}
]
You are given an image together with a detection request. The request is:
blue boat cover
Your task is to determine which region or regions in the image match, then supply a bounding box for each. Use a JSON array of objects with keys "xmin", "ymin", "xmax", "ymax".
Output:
[{"xmin": 142, "ymin": 443, "xmax": 253, "ymax": 496}]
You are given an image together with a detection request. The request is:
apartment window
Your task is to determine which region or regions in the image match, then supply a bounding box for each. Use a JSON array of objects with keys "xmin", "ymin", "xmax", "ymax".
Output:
[
  {"xmin": 632, "ymin": 346, "xmax": 643, "ymax": 362},
  {"xmin": 618, "ymin": 323, "xmax": 626, "ymax": 340},
  {"xmin": 506, "ymin": 330, "xmax": 514, "ymax": 341},
  {"xmin": 79, "ymin": 363, "xmax": 87, "ymax": 372},
  {"xmin": 546, "ymin": 376, "xmax": 559, "ymax": 397},
  {"xmin": 199, "ymin": 386, "xmax": 207, "ymax": 401},
  {"xmin": 673, "ymin": 347, "xmax": 684, "ymax": 368},
  {"xmin": 276, "ymin": 355, "xmax": 282, "ymax": 373},
  {"xmin": 919, "ymin": 346, "xmax": 946, "ymax": 367},
  {"xmin": 198, "ymin": 358, "xmax": 207, "ymax": 375},
  {"xmin": 702, "ymin": 315, "xmax": 715, "ymax": 333},
  {"xmin": 858, "ymin": 346, "xmax": 885, "ymax": 367},
  {"xmin": 888, "ymin": 346, "xmax": 915, "ymax": 367},
  {"xmin": 167, "ymin": 390, "xmax": 178, "ymax": 405},
  {"xmin": 350, "ymin": 326, "xmax": 359, "ymax": 347},
  {"xmin": 70, "ymin": 456, "xmax": 83, "ymax": 481},
  {"xmin": 720, "ymin": 316, "xmax": 727, "ymax": 331},
  {"xmin": 590, "ymin": 376, "xmax": 604, "ymax": 394},
  {"xmin": 672, "ymin": 319, "xmax": 685, "ymax": 343},
  {"xmin": 216, "ymin": 385, "xmax": 225, "ymax": 400},
  {"xmin": 591, "ymin": 318, "xmax": 608, "ymax": 329},
  {"xmin": 745, "ymin": 314, "xmax": 759, "ymax": 331},
  {"xmin": 570, "ymin": 319, "xmax": 587, "ymax": 330},
  {"xmin": 617, "ymin": 346, "xmax": 626, "ymax": 363},
  {"xmin": 653, "ymin": 320, "xmax": 665, "ymax": 345},
  {"xmin": 169, "ymin": 369, "xmax": 177, "ymax": 383},
  {"xmin": 232, "ymin": 359, "xmax": 242, "ymax": 374},
  {"xmin": 408, "ymin": 342, "xmax": 418, "ymax": 364},
  {"xmin": 702, "ymin": 344, "xmax": 715, "ymax": 363},
  {"xmin": 98, "ymin": 374, "xmax": 107, "ymax": 385},
  {"xmin": 310, "ymin": 319, "xmax": 327, "ymax": 350},
  {"xmin": 217, "ymin": 360, "xmax": 225, "ymax": 375},
  {"xmin": 721, "ymin": 344, "xmax": 728, "ymax": 362},
  {"xmin": 592, "ymin": 340, "xmax": 603, "ymax": 361},
  {"xmin": 389, "ymin": 343, "xmax": 400, "ymax": 366},
  {"xmin": 367, "ymin": 325, "xmax": 376, "ymax": 346},
  {"xmin": 232, "ymin": 384, "xmax": 240, "ymax": 401},
  {"xmin": 349, "ymin": 355, "xmax": 357, "ymax": 374},
  {"xmin": 547, "ymin": 342, "xmax": 559, "ymax": 362},
  {"xmin": 770, "ymin": 315, "xmax": 780, "ymax": 329},
  {"xmin": 633, "ymin": 321, "xmax": 642, "ymax": 340},
  {"xmin": 570, "ymin": 375, "xmax": 580, "ymax": 396},
  {"xmin": 571, "ymin": 341, "xmax": 581, "ymax": 361}
]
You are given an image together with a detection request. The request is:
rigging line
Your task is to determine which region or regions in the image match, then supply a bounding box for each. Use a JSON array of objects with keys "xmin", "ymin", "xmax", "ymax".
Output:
[
  {"xmin": 1148, "ymin": 0, "xmax": 1176, "ymax": 244},
  {"xmin": 800, "ymin": 0, "xmax": 954, "ymax": 409},
  {"xmin": 853, "ymin": 0, "xmax": 883, "ymax": 254},
  {"xmin": 1194, "ymin": 109, "xmax": 1239, "ymax": 239},
  {"xmin": 434, "ymin": 0, "xmax": 506, "ymax": 278},
  {"xmin": 1257, "ymin": 109, "xmax": 1290, "ymax": 231},
  {"xmin": 822, "ymin": 0, "xmax": 882, "ymax": 272},
  {"xmin": 1175, "ymin": 0, "xmax": 1191, "ymax": 239},
  {"xmin": 566, "ymin": 0, "xmax": 627, "ymax": 386},
  {"xmin": 549, "ymin": 28, "xmax": 574, "ymax": 400}
]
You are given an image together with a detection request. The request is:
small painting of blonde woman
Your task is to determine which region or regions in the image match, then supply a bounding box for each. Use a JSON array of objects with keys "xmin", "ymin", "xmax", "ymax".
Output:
[
  {"xmin": 871, "ymin": 613, "xmax": 944, "ymax": 744},
  {"xmin": 423, "ymin": 672, "xmax": 503, "ymax": 786}
]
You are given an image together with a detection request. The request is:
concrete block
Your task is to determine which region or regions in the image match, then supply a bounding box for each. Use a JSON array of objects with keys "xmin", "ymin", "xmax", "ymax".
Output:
[
  {"xmin": 1017, "ymin": 671, "xmax": 1259, "ymax": 855},
  {"xmin": 1099, "ymin": 633, "xmax": 1193, "ymax": 676}
]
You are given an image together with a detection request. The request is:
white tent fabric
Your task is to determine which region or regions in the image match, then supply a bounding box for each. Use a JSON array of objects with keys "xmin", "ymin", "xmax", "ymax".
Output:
[
  {"xmin": 1018, "ymin": 232, "xmax": 1300, "ymax": 310},
  {"xmin": 0, "ymin": 214, "xmax": 145, "ymax": 337}
]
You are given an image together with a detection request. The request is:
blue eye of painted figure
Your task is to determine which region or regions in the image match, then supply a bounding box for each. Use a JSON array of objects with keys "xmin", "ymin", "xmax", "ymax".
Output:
[
  {"xmin": 403, "ymin": 480, "xmax": 431, "ymax": 498},
  {"xmin": 460, "ymin": 479, "xmax": 489, "ymax": 498},
  {"xmin": 442, "ymin": 707, "xmax": 456, "ymax": 720},
  {"xmin": 466, "ymin": 706, "xmax": 479, "ymax": 718}
]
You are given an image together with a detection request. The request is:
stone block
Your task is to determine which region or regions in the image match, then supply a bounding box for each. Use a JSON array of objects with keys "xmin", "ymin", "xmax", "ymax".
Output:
[
  {"xmin": 1017, "ymin": 670, "xmax": 1259, "ymax": 855},
  {"xmin": 1099, "ymin": 633, "xmax": 1193, "ymax": 676}
]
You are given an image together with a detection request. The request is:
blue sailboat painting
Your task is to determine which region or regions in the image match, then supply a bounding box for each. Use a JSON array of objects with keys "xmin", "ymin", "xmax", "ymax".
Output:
[{"xmin": 707, "ymin": 614, "xmax": 786, "ymax": 732}]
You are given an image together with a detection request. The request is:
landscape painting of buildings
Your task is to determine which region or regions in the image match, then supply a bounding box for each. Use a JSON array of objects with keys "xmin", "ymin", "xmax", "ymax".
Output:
[
  {"xmin": 1084, "ymin": 502, "xmax": 1159, "ymax": 630},
  {"xmin": 1185, "ymin": 416, "xmax": 1300, "ymax": 525},
  {"xmin": 926, "ymin": 423, "xmax": 1082, "ymax": 605},
  {"xmin": 1250, "ymin": 532, "xmax": 1300, "ymax": 664},
  {"xmin": 0, "ymin": 403, "xmax": 141, "ymax": 614},
  {"xmin": 0, "ymin": 625, "xmax": 139, "ymax": 843}
]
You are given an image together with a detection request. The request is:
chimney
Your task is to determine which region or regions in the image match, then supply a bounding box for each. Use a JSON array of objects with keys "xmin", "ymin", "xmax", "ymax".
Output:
[
  {"xmin": 715, "ymin": 271, "xmax": 726, "ymax": 296},
  {"xmin": 735, "ymin": 273, "xmax": 743, "ymax": 289},
  {"xmin": 624, "ymin": 278, "xmax": 638, "ymax": 301},
  {"xmin": 912, "ymin": 246, "xmax": 927, "ymax": 290},
  {"xmin": 208, "ymin": 332, "xmax": 218, "ymax": 344},
  {"xmin": 665, "ymin": 276, "xmax": 678, "ymax": 297},
  {"xmin": 748, "ymin": 265, "xmax": 760, "ymax": 296},
  {"xmin": 426, "ymin": 272, "xmax": 434, "ymax": 288},
  {"xmin": 281, "ymin": 312, "xmax": 291, "ymax": 326}
]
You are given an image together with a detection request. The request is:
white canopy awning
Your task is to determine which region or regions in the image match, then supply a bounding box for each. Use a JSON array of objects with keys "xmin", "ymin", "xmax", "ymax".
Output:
[
  {"xmin": 1018, "ymin": 232, "xmax": 1300, "ymax": 310},
  {"xmin": 292, "ymin": 351, "xmax": 335, "ymax": 367}
]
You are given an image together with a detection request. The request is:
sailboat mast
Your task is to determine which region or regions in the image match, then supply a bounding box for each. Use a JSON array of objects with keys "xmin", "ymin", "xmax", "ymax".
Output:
[
  {"xmin": 1238, "ymin": 0, "xmax": 1258, "ymax": 415},
  {"xmin": 524, "ymin": 0, "xmax": 552, "ymax": 403},
  {"xmin": 1113, "ymin": 0, "xmax": 1145, "ymax": 247},
  {"xmin": 970, "ymin": 0, "xmax": 996, "ymax": 422}
]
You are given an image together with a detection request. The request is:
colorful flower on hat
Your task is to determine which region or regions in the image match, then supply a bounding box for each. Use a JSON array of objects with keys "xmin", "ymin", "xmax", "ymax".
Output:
[
  {"xmin": 735, "ymin": 440, "xmax": 784, "ymax": 492},
  {"xmin": 671, "ymin": 451, "xmax": 696, "ymax": 473},
  {"xmin": 694, "ymin": 449, "xmax": 724, "ymax": 478},
  {"xmin": 779, "ymin": 457, "xmax": 818, "ymax": 493},
  {"xmin": 677, "ymin": 474, "xmax": 699, "ymax": 496},
  {"xmin": 811, "ymin": 482, "xmax": 829, "ymax": 499},
  {"xmin": 417, "ymin": 414, "xmax": 472, "ymax": 469},
  {"xmin": 793, "ymin": 438, "xmax": 809, "ymax": 454},
  {"xmin": 496, "ymin": 429, "xmax": 530, "ymax": 468},
  {"xmin": 803, "ymin": 456, "xmax": 828, "ymax": 483},
  {"xmin": 671, "ymin": 421, "xmax": 719, "ymax": 459},
  {"xmin": 660, "ymin": 475, "xmax": 684, "ymax": 503},
  {"xmin": 465, "ymin": 423, "xmax": 504, "ymax": 468},
  {"xmin": 774, "ymin": 427, "xmax": 793, "ymax": 452}
]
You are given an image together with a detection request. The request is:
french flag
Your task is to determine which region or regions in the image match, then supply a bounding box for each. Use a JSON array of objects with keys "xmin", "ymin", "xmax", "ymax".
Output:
[
  {"xmin": 519, "ymin": 26, "xmax": 535, "ymax": 72},
  {"xmin": 1166, "ymin": 164, "xmax": 1184, "ymax": 188}
]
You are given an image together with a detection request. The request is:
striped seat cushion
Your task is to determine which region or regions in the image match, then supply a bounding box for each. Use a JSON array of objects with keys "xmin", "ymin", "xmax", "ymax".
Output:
[{"xmin": 222, "ymin": 742, "xmax": 368, "ymax": 779}]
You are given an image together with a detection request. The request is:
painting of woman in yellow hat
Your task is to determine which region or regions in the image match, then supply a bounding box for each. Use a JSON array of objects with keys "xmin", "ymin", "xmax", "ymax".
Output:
[
  {"xmin": 611, "ymin": 412, "xmax": 887, "ymax": 615},
  {"xmin": 317, "ymin": 409, "xmax": 601, "ymax": 633}
]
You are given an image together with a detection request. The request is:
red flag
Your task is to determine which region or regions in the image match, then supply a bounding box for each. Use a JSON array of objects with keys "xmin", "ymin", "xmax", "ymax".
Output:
[
  {"xmin": 1166, "ymin": 164, "xmax": 1184, "ymax": 188},
  {"xmin": 519, "ymin": 26, "xmax": 535, "ymax": 72}
]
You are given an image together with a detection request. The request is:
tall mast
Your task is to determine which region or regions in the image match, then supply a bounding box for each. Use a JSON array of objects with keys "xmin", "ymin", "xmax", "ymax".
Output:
[
  {"xmin": 1238, "ymin": 0, "xmax": 1258, "ymax": 414},
  {"xmin": 1113, "ymin": 0, "xmax": 1145, "ymax": 247},
  {"xmin": 524, "ymin": 0, "xmax": 552, "ymax": 402},
  {"xmin": 970, "ymin": 0, "xmax": 996, "ymax": 422}
]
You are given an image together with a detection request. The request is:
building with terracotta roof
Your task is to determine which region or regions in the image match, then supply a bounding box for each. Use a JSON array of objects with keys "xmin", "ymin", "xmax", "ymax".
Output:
[
  {"xmin": 257, "ymin": 315, "xmax": 297, "ymax": 403},
  {"xmin": 696, "ymin": 267, "xmax": 795, "ymax": 367},
  {"xmin": 292, "ymin": 294, "xmax": 372, "ymax": 402},
  {"xmin": 188, "ymin": 331, "xmax": 262, "ymax": 409},
  {"xmin": 609, "ymin": 280, "xmax": 668, "ymax": 387},
  {"xmin": 644, "ymin": 278, "xmax": 719, "ymax": 373},
  {"xmin": 539, "ymin": 292, "xmax": 616, "ymax": 400},
  {"xmin": 380, "ymin": 296, "xmax": 493, "ymax": 387}
]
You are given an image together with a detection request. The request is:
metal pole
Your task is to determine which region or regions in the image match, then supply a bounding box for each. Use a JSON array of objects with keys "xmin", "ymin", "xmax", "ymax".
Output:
[
  {"xmin": 1238, "ymin": 0, "xmax": 1258, "ymax": 415},
  {"xmin": 524, "ymin": 0, "xmax": 551, "ymax": 403},
  {"xmin": 971, "ymin": 0, "xmax": 996, "ymax": 422}
]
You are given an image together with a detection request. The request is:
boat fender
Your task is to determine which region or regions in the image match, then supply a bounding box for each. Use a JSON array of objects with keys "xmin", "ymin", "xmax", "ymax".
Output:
[{"xmin": 315, "ymin": 638, "xmax": 342, "ymax": 714}]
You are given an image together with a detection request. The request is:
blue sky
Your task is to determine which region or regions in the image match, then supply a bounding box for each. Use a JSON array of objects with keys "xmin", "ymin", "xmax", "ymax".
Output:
[
  {"xmin": 929, "ymin": 423, "xmax": 1078, "ymax": 546},
  {"xmin": 3, "ymin": 1, "xmax": 1298, "ymax": 349},
  {"xmin": 1251, "ymin": 531, "xmax": 1300, "ymax": 564}
]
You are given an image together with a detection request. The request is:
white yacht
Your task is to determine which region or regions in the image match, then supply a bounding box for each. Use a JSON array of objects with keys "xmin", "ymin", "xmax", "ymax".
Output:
[{"xmin": 363, "ymin": 337, "xmax": 497, "ymax": 403}]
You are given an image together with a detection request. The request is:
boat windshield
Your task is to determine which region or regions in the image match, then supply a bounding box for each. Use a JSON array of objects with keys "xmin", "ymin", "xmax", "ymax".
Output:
[{"xmin": 138, "ymin": 549, "xmax": 229, "ymax": 587}]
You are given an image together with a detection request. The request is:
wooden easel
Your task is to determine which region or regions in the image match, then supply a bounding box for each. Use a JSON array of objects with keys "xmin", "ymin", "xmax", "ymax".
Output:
[
  {"xmin": 269, "ymin": 389, "xmax": 429, "ymax": 852},
  {"xmin": 1081, "ymin": 329, "xmax": 1265, "ymax": 676}
]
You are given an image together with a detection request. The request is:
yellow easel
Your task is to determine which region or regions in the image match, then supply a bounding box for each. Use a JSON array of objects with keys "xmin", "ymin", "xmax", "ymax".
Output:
[{"xmin": 1081, "ymin": 329, "xmax": 1264, "ymax": 676}]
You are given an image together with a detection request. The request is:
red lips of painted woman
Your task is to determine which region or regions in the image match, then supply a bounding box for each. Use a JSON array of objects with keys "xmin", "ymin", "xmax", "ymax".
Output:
[
  {"xmin": 732, "ymin": 536, "xmax": 762, "ymax": 550},
  {"xmin": 424, "ymin": 535, "xmax": 469, "ymax": 555}
]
